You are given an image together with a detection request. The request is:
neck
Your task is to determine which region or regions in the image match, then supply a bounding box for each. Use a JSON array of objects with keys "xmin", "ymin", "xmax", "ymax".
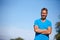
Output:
[
  {"xmin": 42, "ymin": 20, "xmax": 46, "ymax": 22},
  {"xmin": 41, "ymin": 18, "xmax": 46, "ymax": 22}
]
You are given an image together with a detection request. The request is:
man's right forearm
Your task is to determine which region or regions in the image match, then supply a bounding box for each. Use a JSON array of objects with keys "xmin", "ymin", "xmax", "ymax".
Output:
[
  {"xmin": 34, "ymin": 29, "xmax": 42, "ymax": 33},
  {"xmin": 34, "ymin": 26, "xmax": 42, "ymax": 33}
]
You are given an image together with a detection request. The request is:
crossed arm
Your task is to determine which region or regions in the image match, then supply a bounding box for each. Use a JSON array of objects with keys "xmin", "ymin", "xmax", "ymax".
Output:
[{"xmin": 34, "ymin": 26, "xmax": 52, "ymax": 34}]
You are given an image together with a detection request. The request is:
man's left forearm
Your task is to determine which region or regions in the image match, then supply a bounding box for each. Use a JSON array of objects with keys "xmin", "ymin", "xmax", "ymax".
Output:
[
  {"xmin": 40, "ymin": 30, "xmax": 51, "ymax": 34},
  {"xmin": 40, "ymin": 27, "xmax": 52, "ymax": 34}
]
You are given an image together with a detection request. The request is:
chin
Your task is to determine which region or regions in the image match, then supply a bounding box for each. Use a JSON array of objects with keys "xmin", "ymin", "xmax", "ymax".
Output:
[
  {"xmin": 42, "ymin": 17, "xmax": 45, "ymax": 19},
  {"xmin": 41, "ymin": 18, "xmax": 46, "ymax": 20}
]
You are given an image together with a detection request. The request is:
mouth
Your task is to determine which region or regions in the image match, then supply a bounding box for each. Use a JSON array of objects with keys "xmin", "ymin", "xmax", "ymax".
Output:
[
  {"xmin": 42, "ymin": 15, "xmax": 46, "ymax": 17},
  {"xmin": 42, "ymin": 15, "xmax": 45, "ymax": 16}
]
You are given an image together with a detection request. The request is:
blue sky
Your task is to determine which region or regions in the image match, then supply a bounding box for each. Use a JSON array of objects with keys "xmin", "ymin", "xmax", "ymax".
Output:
[{"xmin": 0, "ymin": 0, "xmax": 60, "ymax": 40}]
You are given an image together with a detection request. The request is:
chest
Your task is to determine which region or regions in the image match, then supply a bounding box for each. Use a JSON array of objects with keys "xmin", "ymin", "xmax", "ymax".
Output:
[{"xmin": 37, "ymin": 22, "xmax": 49, "ymax": 29}]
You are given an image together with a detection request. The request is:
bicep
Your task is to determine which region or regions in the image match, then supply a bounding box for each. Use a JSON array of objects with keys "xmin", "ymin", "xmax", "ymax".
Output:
[
  {"xmin": 47, "ymin": 27, "xmax": 52, "ymax": 34},
  {"xmin": 34, "ymin": 25, "xmax": 39, "ymax": 32}
]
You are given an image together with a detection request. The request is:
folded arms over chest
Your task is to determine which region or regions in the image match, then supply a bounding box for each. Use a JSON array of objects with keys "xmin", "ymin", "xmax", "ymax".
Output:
[{"xmin": 34, "ymin": 26, "xmax": 52, "ymax": 34}]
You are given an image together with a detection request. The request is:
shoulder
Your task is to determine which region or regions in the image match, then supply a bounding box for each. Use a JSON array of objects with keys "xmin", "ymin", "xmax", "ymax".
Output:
[
  {"xmin": 46, "ymin": 19, "xmax": 52, "ymax": 24},
  {"xmin": 34, "ymin": 19, "xmax": 40, "ymax": 26},
  {"xmin": 46, "ymin": 19, "xmax": 51, "ymax": 22}
]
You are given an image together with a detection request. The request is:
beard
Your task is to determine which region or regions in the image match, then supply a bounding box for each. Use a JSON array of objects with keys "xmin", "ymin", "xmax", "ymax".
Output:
[
  {"xmin": 41, "ymin": 17, "xmax": 46, "ymax": 20},
  {"xmin": 41, "ymin": 15, "xmax": 47, "ymax": 20}
]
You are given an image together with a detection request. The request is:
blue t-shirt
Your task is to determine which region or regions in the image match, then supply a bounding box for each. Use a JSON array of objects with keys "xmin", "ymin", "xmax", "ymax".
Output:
[{"xmin": 34, "ymin": 18, "xmax": 52, "ymax": 40}]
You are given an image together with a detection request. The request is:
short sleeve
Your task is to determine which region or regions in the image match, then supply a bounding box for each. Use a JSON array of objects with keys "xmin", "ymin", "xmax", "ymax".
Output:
[
  {"xmin": 34, "ymin": 20, "xmax": 38, "ymax": 27},
  {"xmin": 48, "ymin": 21, "xmax": 52, "ymax": 28}
]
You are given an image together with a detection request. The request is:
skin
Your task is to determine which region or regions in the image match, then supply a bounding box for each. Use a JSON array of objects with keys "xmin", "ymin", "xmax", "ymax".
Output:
[{"xmin": 34, "ymin": 10, "xmax": 52, "ymax": 34}]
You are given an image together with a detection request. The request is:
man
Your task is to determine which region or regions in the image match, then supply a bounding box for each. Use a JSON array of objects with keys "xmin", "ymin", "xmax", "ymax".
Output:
[{"xmin": 34, "ymin": 8, "xmax": 52, "ymax": 40}]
